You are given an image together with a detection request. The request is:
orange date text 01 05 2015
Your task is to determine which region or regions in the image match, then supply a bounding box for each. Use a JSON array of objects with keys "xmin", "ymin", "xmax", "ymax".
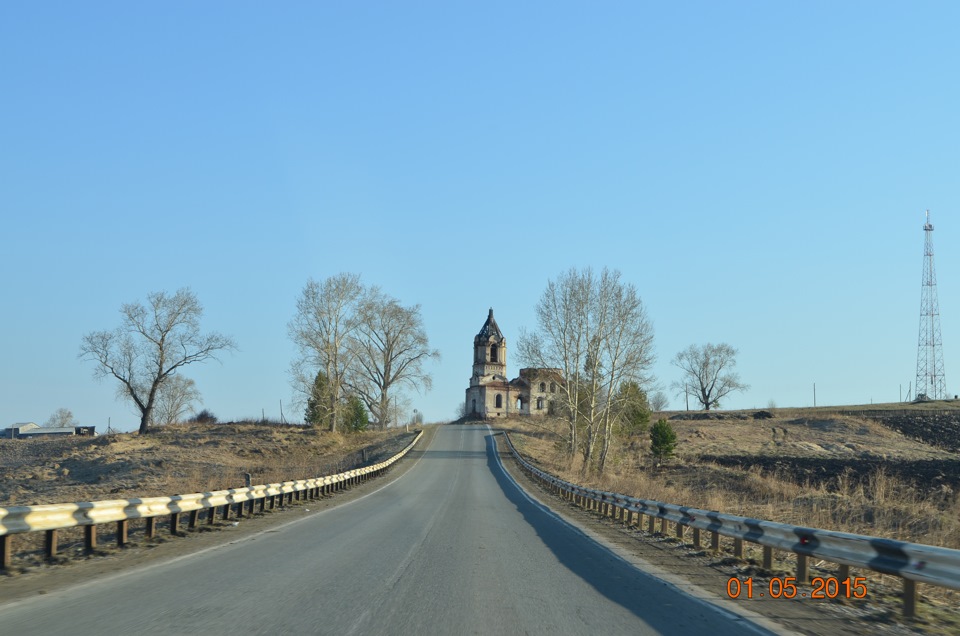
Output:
[{"xmin": 726, "ymin": 576, "xmax": 868, "ymax": 600}]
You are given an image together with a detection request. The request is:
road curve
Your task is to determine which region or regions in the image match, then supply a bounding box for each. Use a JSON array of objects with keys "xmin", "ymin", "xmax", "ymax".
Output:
[{"xmin": 0, "ymin": 424, "xmax": 777, "ymax": 635}]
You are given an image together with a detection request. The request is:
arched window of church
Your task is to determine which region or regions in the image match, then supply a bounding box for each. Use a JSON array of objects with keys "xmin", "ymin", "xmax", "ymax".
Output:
[
  {"xmin": 550, "ymin": 382, "xmax": 556, "ymax": 393},
  {"xmin": 537, "ymin": 397, "xmax": 544, "ymax": 410},
  {"xmin": 495, "ymin": 394, "xmax": 503, "ymax": 408},
  {"xmin": 471, "ymin": 399, "xmax": 477, "ymax": 413},
  {"xmin": 490, "ymin": 344, "xmax": 498, "ymax": 363},
  {"xmin": 539, "ymin": 382, "xmax": 546, "ymax": 393}
]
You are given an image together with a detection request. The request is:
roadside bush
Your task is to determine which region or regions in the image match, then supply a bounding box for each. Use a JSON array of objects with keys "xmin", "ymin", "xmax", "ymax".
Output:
[
  {"xmin": 650, "ymin": 418, "xmax": 677, "ymax": 464},
  {"xmin": 189, "ymin": 409, "xmax": 218, "ymax": 425}
]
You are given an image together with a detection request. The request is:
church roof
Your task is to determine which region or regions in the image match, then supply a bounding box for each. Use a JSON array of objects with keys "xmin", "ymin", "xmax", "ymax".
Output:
[{"xmin": 476, "ymin": 308, "xmax": 504, "ymax": 341}]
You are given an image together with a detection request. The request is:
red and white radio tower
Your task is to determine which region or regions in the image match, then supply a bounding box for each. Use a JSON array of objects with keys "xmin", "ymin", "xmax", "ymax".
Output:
[{"xmin": 915, "ymin": 210, "xmax": 947, "ymax": 400}]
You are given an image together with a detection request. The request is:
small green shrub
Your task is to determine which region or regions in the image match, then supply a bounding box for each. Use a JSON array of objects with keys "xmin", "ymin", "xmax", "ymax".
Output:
[{"xmin": 650, "ymin": 418, "xmax": 677, "ymax": 463}]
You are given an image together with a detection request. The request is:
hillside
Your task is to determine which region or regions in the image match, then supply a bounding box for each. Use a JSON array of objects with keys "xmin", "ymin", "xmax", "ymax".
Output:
[
  {"xmin": 0, "ymin": 422, "xmax": 417, "ymax": 507},
  {"xmin": 498, "ymin": 404, "xmax": 960, "ymax": 549}
]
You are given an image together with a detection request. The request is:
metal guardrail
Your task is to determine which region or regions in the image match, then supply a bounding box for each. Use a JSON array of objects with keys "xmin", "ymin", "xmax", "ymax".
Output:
[
  {"xmin": 0, "ymin": 430, "xmax": 423, "ymax": 569},
  {"xmin": 502, "ymin": 431, "xmax": 960, "ymax": 618}
]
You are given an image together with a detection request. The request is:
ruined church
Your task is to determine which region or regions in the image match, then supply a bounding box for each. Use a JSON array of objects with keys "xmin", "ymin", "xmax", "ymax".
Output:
[{"xmin": 465, "ymin": 309, "xmax": 562, "ymax": 418}]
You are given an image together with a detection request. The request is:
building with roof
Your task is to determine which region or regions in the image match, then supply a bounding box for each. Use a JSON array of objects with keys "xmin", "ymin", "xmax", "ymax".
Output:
[
  {"xmin": 3, "ymin": 423, "xmax": 96, "ymax": 439},
  {"xmin": 464, "ymin": 309, "xmax": 562, "ymax": 418}
]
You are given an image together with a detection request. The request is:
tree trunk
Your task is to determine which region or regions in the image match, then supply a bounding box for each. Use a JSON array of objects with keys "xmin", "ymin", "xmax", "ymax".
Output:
[
  {"xmin": 138, "ymin": 382, "xmax": 161, "ymax": 435},
  {"xmin": 138, "ymin": 412, "xmax": 151, "ymax": 435},
  {"xmin": 598, "ymin": 413, "xmax": 613, "ymax": 473},
  {"xmin": 379, "ymin": 394, "xmax": 390, "ymax": 430}
]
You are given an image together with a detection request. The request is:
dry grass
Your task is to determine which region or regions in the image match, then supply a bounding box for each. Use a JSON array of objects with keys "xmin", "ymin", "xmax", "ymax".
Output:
[
  {"xmin": 500, "ymin": 415, "xmax": 960, "ymax": 549},
  {"xmin": 0, "ymin": 421, "xmax": 419, "ymax": 573},
  {"xmin": 0, "ymin": 421, "xmax": 416, "ymax": 507}
]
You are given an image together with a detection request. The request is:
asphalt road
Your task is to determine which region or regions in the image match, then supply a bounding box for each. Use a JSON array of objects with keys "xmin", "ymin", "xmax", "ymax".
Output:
[{"xmin": 0, "ymin": 424, "xmax": 779, "ymax": 635}]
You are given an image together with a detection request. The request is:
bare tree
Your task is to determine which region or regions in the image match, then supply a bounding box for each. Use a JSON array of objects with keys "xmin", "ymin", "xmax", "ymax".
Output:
[
  {"xmin": 518, "ymin": 267, "xmax": 655, "ymax": 472},
  {"xmin": 347, "ymin": 289, "xmax": 439, "ymax": 429},
  {"xmin": 151, "ymin": 375, "xmax": 202, "ymax": 425},
  {"xmin": 288, "ymin": 274, "xmax": 363, "ymax": 432},
  {"xmin": 649, "ymin": 390, "xmax": 669, "ymax": 412},
  {"xmin": 671, "ymin": 343, "xmax": 748, "ymax": 410},
  {"xmin": 44, "ymin": 408, "xmax": 78, "ymax": 428},
  {"xmin": 79, "ymin": 289, "xmax": 236, "ymax": 435}
]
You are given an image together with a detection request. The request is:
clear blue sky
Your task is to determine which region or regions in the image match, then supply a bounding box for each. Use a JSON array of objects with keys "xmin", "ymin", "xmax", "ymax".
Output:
[{"xmin": 3, "ymin": 2, "xmax": 959, "ymax": 431}]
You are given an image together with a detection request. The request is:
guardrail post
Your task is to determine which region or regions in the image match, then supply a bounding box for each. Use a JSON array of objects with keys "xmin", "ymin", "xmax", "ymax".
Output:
[
  {"xmin": 85, "ymin": 524, "xmax": 97, "ymax": 553},
  {"xmin": 676, "ymin": 521, "xmax": 684, "ymax": 540},
  {"xmin": 222, "ymin": 504, "xmax": 231, "ymax": 520},
  {"xmin": 170, "ymin": 512, "xmax": 181, "ymax": 533},
  {"xmin": 188, "ymin": 510, "xmax": 199, "ymax": 529},
  {"xmin": 626, "ymin": 510, "xmax": 634, "ymax": 526},
  {"xmin": 838, "ymin": 564, "xmax": 850, "ymax": 581},
  {"xmin": 692, "ymin": 527, "xmax": 701, "ymax": 549},
  {"xmin": 647, "ymin": 514, "xmax": 655, "ymax": 534},
  {"xmin": 796, "ymin": 553, "xmax": 808, "ymax": 582},
  {"xmin": 117, "ymin": 520, "xmax": 128, "ymax": 546},
  {"xmin": 1, "ymin": 535, "xmax": 10, "ymax": 570},
  {"xmin": 207, "ymin": 507, "xmax": 217, "ymax": 524},
  {"xmin": 733, "ymin": 538, "xmax": 743, "ymax": 558},
  {"xmin": 146, "ymin": 517, "xmax": 157, "ymax": 539},
  {"xmin": 711, "ymin": 531, "xmax": 720, "ymax": 552},
  {"xmin": 45, "ymin": 529, "xmax": 58, "ymax": 559},
  {"xmin": 258, "ymin": 498, "xmax": 265, "ymax": 513},
  {"xmin": 903, "ymin": 579, "xmax": 917, "ymax": 618},
  {"xmin": 763, "ymin": 546, "xmax": 773, "ymax": 570}
]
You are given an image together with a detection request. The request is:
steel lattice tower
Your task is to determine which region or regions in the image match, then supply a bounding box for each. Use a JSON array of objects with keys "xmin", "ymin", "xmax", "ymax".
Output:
[{"xmin": 915, "ymin": 210, "xmax": 947, "ymax": 400}]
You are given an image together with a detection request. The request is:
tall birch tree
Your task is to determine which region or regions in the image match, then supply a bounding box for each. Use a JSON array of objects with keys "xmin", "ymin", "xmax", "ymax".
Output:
[
  {"xmin": 518, "ymin": 267, "xmax": 655, "ymax": 472},
  {"xmin": 288, "ymin": 274, "xmax": 364, "ymax": 432}
]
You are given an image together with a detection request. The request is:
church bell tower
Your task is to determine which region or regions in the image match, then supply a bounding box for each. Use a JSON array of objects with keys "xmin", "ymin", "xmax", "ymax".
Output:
[{"xmin": 473, "ymin": 308, "xmax": 506, "ymax": 380}]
